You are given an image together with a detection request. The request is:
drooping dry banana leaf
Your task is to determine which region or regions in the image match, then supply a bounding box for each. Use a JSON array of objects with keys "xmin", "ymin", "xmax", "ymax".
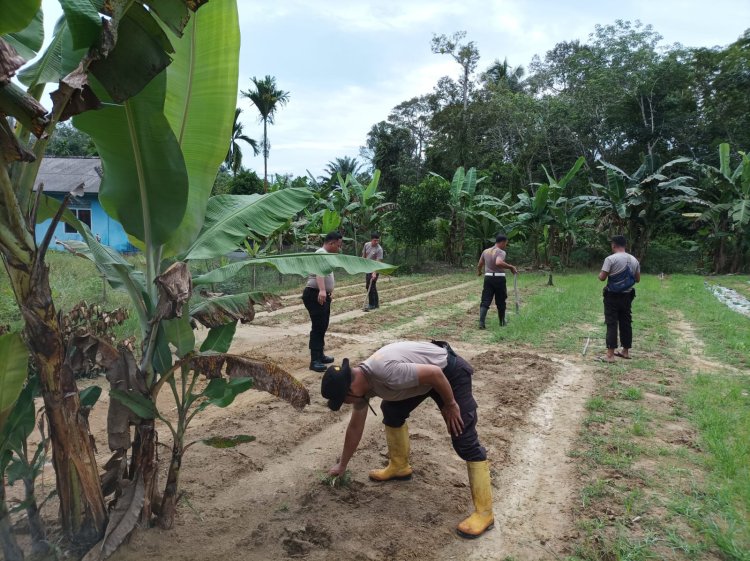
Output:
[{"xmin": 188, "ymin": 353, "xmax": 309, "ymax": 410}]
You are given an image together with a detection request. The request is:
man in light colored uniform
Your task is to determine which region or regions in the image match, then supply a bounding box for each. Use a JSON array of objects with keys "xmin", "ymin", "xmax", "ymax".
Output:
[
  {"xmin": 302, "ymin": 231, "xmax": 342, "ymax": 372},
  {"xmin": 362, "ymin": 232, "xmax": 383, "ymax": 311},
  {"xmin": 476, "ymin": 234, "xmax": 517, "ymax": 329},
  {"xmin": 598, "ymin": 235, "xmax": 641, "ymax": 362},
  {"xmin": 321, "ymin": 340, "xmax": 494, "ymax": 539}
]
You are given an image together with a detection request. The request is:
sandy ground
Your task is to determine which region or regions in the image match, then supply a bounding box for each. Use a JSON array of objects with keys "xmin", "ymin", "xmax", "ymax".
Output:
[{"xmin": 8, "ymin": 274, "xmax": 675, "ymax": 560}]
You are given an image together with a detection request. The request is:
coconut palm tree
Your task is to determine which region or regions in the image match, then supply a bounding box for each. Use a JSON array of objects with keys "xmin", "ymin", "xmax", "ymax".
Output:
[
  {"xmin": 242, "ymin": 75, "xmax": 290, "ymax": 190},
  {"xmin": 324, "ymin": 156, "xmax": 365, "ymax": 181},
  {"xmin": 225, "ymin": 108, "xmax": 260, "ymax": 175},
  {"xmin": 482, "ymin": 58, "xmax": 525, "ymax": 92}
]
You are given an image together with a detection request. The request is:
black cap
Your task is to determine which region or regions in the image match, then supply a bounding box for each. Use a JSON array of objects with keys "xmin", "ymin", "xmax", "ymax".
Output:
[{"xmin": 321, "ymin": 358, "xmax": 352, "ymax": 411}]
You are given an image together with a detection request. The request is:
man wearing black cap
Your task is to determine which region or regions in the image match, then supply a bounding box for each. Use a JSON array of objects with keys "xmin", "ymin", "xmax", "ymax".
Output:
[
  {"xmin": 476, "ymin": 234, "xmax": 517, "ymax": 329},
  {"xmin": 321, "ymin": 340, "xmax": 493, "ymax": 539},
  {"xmin": 303, "ymin": 231, "xmax": 343, "ymax": 372}
]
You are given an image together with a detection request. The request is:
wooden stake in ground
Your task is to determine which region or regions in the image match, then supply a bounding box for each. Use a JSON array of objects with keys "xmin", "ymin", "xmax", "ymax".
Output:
[{"xmin": 513, "ymin": 273, "xmax": 520, "ymax": 315}]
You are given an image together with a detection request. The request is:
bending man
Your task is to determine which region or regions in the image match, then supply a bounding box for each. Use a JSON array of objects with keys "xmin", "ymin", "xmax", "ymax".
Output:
[{"xmin": 321, "ymin": 340, "xmax": 494, "ymax": 538}]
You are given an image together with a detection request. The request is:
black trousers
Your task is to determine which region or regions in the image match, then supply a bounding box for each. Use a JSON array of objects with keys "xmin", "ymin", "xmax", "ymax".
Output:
[
  {"xmin": 365, "ymin": 273, "xmax": 379, "ymax": 307},
  {"xmin": 379, "ymin": 354, "xmax": 486, "ymax": 462},
  {"xmin": 480, "ymin": 275, "xmax": 507, "ymax": 314},
  {"xmin": 302, "ymin": 287, "xmax": 331, "ymax": 352},
  {"xmin": 603, "ymin": 289, "xmax": 635, "ymax": 349}
]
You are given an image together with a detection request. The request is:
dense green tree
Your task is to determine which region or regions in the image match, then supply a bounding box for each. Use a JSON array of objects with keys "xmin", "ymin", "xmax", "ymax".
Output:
[
  {"xmin": 242, "ymin": 75, "xmax": 290, "ymax": 189},
  {"xmin": 430, "ymin": 31, "xmax": 480, "ymax": 170},
  {"xmin": 44, "ymin": 122, "xmax": 96, "ymax": 157},
  {"xmin": 391, "ymin": 175, "xmax": 449, "ymax": 251},
  {"xmin": 363, "ymin": 121, "xmax": 419, "ymax": 200},
  {"xmin": 228, "ymin": 168, "xmax": 264, "ymax": 195}
]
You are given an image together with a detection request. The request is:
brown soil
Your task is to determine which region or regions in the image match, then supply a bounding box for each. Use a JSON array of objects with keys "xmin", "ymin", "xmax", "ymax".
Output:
[{"xmin": 9, "ymin": 275, "xmax": 730, "ymax": 560}]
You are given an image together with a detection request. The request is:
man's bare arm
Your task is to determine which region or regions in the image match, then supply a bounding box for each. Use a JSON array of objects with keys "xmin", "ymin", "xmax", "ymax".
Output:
[{"xmin": 328, "ymin": 404, "xmax": 368, "ymax": 475}]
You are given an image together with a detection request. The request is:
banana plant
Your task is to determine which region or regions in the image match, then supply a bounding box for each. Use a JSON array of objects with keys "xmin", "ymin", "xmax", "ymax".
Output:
[
  {"xmin": 430, "ymin": 167, "xmax": 486, "ymax": 266},
  {"xmin": 694, "ymin": 144, "xmax": 750, "ymax": 273},
  {"xmin": 1, "ymin": 0, "xmax": 222, "ymax": 547},
  {"xmin": 510, "ymin": 157, "xmax": 585, "ymax": 268},
  {"xmin": 577, "ymin": 155, "xmax": 697, "ymax": 263},
  {"xmin": 59, "ymin": 2, "xmax": 394, "ymax": 547}
]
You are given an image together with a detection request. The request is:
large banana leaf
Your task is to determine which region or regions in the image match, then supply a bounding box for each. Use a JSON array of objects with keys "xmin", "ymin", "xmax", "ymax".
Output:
[
  {"xmin": 0, "ymin": 0, "xmax": 41, "ymax": 35},
  {"xmin": 74, "ymin": 71, "xmax": 189, "ymax": 248},
  {"xmin": 161, "ymin": 0, "xmax": 240, "ymax": 257},
  {"xmin": 88, "ymin": 2, "xmax": 173, "ymax": 103},
  {"xmin": 193, "ymin": 253, "xmax": 397, "ymax": 286},
  {"xmin": 183, "ymin": 188, "xmax": 314, "ymax": 260},
  {"xmin": 0, "ymin": 333, "xmax": 28, "ymax": 434},
  {"xmin": 59, "ymin": 0, "xmax": 102, "ymax": 50},
  {"xmin": 17, "ymin": 16, "xmax": 86, "ymax": 88},
  {"xmin": 4, "ymin": 7, "xmax": 43, "ymax": 60},
  {"xmin": 190, "ymin": 291, "xmax": 279, "ymax": 328}
]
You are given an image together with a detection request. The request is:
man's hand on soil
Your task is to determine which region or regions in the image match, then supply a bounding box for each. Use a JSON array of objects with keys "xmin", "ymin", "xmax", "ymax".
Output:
[{"xmin": 328, "ymin": 462, "xmax": 346, "ymax": 476}]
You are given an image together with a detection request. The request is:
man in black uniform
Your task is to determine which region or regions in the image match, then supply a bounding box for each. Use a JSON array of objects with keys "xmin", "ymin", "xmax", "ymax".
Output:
[
  {"xmin": 321, "ymin": 340, "xmax": 494, "ymax": 539},
  {"xmin": 302, "ymin": 231, "xmax": 342, "ymax": 372},
  {"xmin": 476, "ymin": 234, "xmax": 517, "ymax": 328}
]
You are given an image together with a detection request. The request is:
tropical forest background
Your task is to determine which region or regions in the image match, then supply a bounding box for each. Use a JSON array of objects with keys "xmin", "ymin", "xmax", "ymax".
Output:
[{"xmin": 49, "ymin": 21, "xmax": 750, "ymax": 275}]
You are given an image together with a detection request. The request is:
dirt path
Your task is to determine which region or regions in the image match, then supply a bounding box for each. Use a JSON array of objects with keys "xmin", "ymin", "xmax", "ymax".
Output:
[
  {"xmin": 439, "ymin": 356, "xmax": 595, "ymax": 561},
  {"xmin": 90, "ymin": 275, "xmax": 600, "ymax": 560}
]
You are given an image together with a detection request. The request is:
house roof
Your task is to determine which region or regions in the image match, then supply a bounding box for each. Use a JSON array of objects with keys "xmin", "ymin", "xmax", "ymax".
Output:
[{"xmin": 37, "ymin": 157, "xmax": 102, "ymax": 194}]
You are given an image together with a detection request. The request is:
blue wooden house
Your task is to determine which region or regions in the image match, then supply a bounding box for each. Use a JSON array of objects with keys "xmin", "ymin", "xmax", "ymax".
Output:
[{"xmin": 36, "ymin": 157, "xmax": 136, "ymax": 253}]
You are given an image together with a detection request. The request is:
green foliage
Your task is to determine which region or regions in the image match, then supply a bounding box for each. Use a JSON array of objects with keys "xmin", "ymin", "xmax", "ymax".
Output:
[
  {"xmin": 391, "ymin": 176, "xmax": 449, "ymax": 245},
  {"xmin": 0, "ymin": 0, "xmax": 40, "ymax": 35},
  {"xmin": 227, "ymin": 168, "xmax": 265, "ymax": 195},
  {"xmin": 199, "ymin": 377, "xmax": 253, "ymax": 410},
  {"xmin": 0, "ymin": 333, "xmax": 29, "ymax": 432},
  {"xmin": 74, "ymin": 72, "xmax": 189, "ymax": 248},
  {"xmin": 44, "ymin": 121, "xmax": 96, "ymax": 156},
  {"xmin": 199, "ymin": 322, "xmax": 237, "ymax": 354}
]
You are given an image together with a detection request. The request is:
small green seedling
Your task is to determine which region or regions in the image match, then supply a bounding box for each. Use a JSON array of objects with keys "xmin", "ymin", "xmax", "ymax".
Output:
[{"xmin": 319, "ymin": 470, "xmax": 352, "ymax": 489}]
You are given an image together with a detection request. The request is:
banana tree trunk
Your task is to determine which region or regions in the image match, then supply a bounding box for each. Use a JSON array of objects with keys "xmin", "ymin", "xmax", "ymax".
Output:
[
  {"xmin": 157, "ymin": 443, "xmax": 183, "ymax": 530},
  {"xmin": 130, "ymin": 420, "xmax": 159, "ymax": 524},
  {"xmin": 4, "ymin": 255, "xmax": 106, "ymax": 548}
]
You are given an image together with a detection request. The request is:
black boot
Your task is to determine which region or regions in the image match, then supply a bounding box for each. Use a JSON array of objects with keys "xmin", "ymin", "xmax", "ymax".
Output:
[
  {"xmin": 498, "ymin": 309, "xmax": 507, "ymax": 326},
  {"xmin": 309, "ymin": 350, "xmax": 327, "ymax": 372},
  {"xmin": 321, "ymin": 354, "xmax": 334, "ymax": 364},
  {"xmin": 479, "ymin": 307, "xmax": 488, "ymax": 330}
]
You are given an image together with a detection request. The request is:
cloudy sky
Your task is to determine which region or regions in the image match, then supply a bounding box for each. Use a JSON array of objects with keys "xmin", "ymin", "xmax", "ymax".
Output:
[{"xmin": 39, "ymin": 1, "xmax": 750, "ymax": 178}]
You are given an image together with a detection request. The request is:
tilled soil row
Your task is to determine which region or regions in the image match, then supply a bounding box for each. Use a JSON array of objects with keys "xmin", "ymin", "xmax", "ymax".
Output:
[{"xmin": 252, "ymin": 278, "xmax": 477, "ymax": 327}]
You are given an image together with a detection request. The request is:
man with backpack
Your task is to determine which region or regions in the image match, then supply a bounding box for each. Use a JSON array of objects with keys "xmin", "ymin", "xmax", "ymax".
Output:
[{"xmin": 598, "ymin": 235, "xmax": 641, "ymax": 363}]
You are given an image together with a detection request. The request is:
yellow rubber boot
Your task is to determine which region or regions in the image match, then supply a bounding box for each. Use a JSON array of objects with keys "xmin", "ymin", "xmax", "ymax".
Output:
[
  {"xmin": 368, "ymin": 424, "xmax": 413, "ymax": 482},
  {"xmin": 456, "ymin": 460, "xmax": 495, "ymax": 538}
]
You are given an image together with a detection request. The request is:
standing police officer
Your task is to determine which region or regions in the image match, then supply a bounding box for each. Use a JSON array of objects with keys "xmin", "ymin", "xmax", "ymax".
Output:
[
  {"xmin": 303, "ymin": 231, "xmax": 343, "ymax": 371},
  {"xmin": 476, "ymin": 234, "xmax": 517, "ymax": 329}
]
